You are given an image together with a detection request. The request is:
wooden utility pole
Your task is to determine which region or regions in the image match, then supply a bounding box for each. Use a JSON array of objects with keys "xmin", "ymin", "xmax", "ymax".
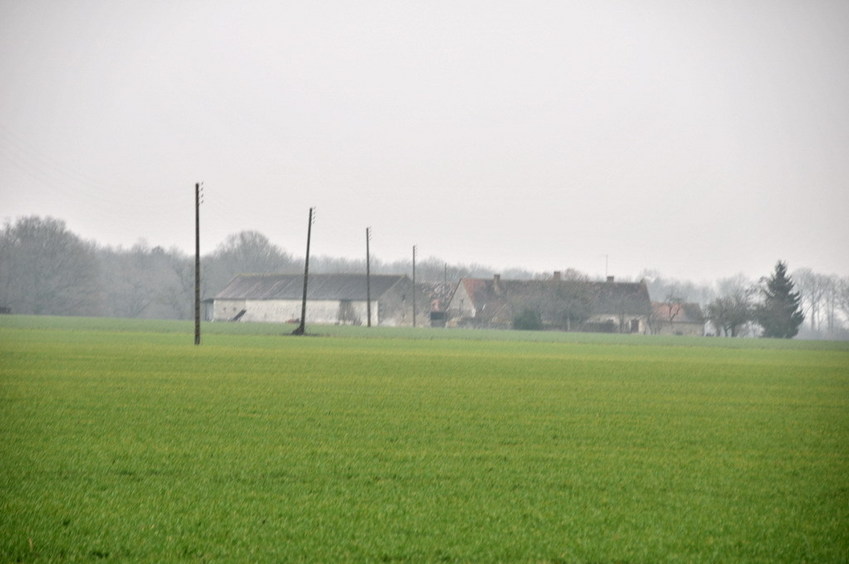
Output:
[
  {"xmin": 194, "ymin": 182, "xmax": 201, "ymax": 346},
  {"xmin": 293, "ymin": 207, "xmax": 315, "ymax": 335},
  {"xmin": 412, "ymin": 244, "xmax": 417, "ymax": 328},
  {"xmin": 366, "ymin": 227, "xmax": 372, "ymax": 328}
]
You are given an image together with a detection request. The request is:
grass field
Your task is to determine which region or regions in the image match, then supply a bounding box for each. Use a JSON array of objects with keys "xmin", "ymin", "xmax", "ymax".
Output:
[{"xmin": 1, "ymin": 316, "xmax": 848, "ymax": 562}]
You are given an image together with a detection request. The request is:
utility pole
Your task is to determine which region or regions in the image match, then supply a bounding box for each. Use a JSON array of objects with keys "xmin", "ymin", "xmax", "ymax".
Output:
[
  {"xmin": 366, "ymin": 227, "xmax": 372, "ymax": 328},
  {"xmin": 194, "ymin": 182, "xmax": 202, "ymax": 346},
  {"xmin": 293, "ymin": 207, "xmax": 315, "ymax": 335},
  {"xmin": 412, "ymin": 244, "xmax": 417, "ymax": 328}
]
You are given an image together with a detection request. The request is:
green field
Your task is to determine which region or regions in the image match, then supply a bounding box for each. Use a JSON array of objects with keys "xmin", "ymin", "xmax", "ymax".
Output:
[{"xmin": 1, "ymin": 316, "xmax": 848, "ymax": 562}]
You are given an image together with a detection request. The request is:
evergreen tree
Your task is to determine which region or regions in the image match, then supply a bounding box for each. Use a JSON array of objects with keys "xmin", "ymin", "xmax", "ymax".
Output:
[{"xmin": 757, "ymin": 261, "xmax": 805, "ymax": 338}]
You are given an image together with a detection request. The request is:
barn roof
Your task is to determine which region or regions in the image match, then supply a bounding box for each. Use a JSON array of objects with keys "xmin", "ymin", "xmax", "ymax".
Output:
[
  {"xmin": 215, "ymin": 273, "xmax": 407, "ymax": 301},
  {"xmin": 587, "ymin": 280, "xmax": 652, "ymax": 315}
]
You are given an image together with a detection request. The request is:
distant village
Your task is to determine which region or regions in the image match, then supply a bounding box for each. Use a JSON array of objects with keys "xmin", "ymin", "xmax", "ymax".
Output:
[
  {"xmin": 209, "ymin": 271, "xmax": 706, "ymax": 337},
  {"xmin": 3, "ymin": 217, "xmax": 844, "ymax": 339}
]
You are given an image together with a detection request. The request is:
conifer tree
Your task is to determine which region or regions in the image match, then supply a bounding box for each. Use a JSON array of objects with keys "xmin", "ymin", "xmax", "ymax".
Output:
[{"xmin": 757, "ymin": 261, "xmax": 805, "ymax": 338}]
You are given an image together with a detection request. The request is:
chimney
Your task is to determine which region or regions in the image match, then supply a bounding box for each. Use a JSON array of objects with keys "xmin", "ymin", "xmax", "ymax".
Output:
[
  {"xmin": 553, "ymin": 271, "xmax": 562, "ymax": 281},
  {"xmin": 493, "ymin": 274, "xmax": 502, "ymax": 294},
  {"xmin": 606, "ymin": 275, "xmax": 615, "ymax": 283}
]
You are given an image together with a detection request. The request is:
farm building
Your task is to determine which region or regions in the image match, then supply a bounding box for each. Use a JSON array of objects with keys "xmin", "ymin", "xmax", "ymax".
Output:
[
  {"xmin": 651, "ymin": 302, "xmax": 705, "ymax": 336},
  {"xmin": 446, "ymin": 273, "xmax": 653, "ymax": 333},
  {"xmin": 212, "ymin": 273, "xmax": 424, "ymax": 326}
]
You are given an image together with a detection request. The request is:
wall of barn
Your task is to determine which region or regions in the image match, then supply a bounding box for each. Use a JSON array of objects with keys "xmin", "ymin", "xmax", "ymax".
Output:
[
  {"xmin": 213, "ymin": 299, "xmax": 247, "ymax": 322},
  {"xmin": 214, "ymin": 298, "xmax": 380, "ymax": 325},
  {"xmin": 376, "ymin": 278, "xmax": 422, "ymax": 327},
  {"xmin": 241, "ymin": 299, "xmax": 367, "ymax": 324},
  {"xmin": 212, "ymin": 282, "xmax": 427, "ymax": 326}
]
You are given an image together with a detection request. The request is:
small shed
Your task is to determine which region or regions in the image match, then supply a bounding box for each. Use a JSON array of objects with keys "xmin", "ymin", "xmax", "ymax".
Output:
[{"xmin": 651, "ymin": 302, "xmax": 705, "ymax": 336}]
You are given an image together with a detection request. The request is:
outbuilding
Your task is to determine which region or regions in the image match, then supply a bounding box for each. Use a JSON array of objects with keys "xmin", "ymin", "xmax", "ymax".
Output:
[
  {"xmin": 651, "ymin": 302, "xmax": 705, "ymax": 336},
  {"xmin": 212, "ymin": 273, "xmax": 421, "ymax": 326}
]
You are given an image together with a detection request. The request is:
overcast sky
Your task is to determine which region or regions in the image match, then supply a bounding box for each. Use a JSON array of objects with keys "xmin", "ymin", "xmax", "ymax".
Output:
[{"xmin": 1, "ymin": 1, "xmax": 847, "ymax": 282}]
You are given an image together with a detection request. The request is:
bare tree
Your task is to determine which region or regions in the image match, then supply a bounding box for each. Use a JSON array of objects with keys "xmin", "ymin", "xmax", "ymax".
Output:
[
  {"xmin": 836, "ymin": 277, "xmax": 849, "ymax": 328},
  {"xmin": 706, "ymin": 276, "xmax": 756, "ymax": 337},
  {"xmin": 97, "ymin": 243, "xmax": 194, "ymax": 320},
  {"xmin": 706, "ymin": 294, "xmax": 749, "ymax": 337},
  {"xmin": 553, "ymin": 280, "xmax": 595, "ymax": 331},
  {"xmin": 160, "ymin": 249, "xmax": 194, "ymax": 320},
  {"xmin": 656, "ymin": 291, "xmax": 686, "ymax": 334},
  {"xmin": 0, "ymin": 216, "xmax": 102, "ymax": 315},
  {"xmin": 99, "ymin": 243, "xmax": 157, "ymax": 318},
  {"xmin": 794, "ymin": 268, "xmax": 830, "ymax": 334},
  {"xmin": 204, "ymin": 231, "xmax": 296, "ymax": 295},
  {"xmin": 820, "ymin": 275, "xmax": 841, "ymax": 338},
  {"xmin": 640, "ymin": 269, "xmax": 713, "ymax": 308}
]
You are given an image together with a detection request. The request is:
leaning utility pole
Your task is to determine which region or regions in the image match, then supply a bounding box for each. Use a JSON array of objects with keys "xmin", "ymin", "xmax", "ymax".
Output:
[
  {"xmin": 412, "ymin": 244, "xmax": 417, "ymax": 328},
  {"xmin": 366, "ymin": 227, "xmax": 372, "ymax": 328},
  {"xmin": 293, "ymin": 207, "xmax": 315, "ymax": 335},
  {"xmin": 194, "ymin": 182, "xmax": 202, "ymax": 346}
]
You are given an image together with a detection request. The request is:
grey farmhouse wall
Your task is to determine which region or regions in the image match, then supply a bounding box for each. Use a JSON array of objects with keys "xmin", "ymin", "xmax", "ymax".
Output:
[
  {"xmin": 214, "ymin": 298, "xmax": 376, "ymax": 325},
  {"xmin": 212, "ymin": 278, "xmax": 421, "ymax": 326}
]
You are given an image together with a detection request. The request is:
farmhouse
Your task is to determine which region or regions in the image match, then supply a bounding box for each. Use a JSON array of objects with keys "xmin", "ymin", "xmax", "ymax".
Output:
[
  {"xmin": 651, "ymin": 301, "xmax": 705, "ymax": 336},
  {"xmin": 212, "ymin": 273, "xmax": 422, "ymax": 326},
  {"xmin": 447, "ymin": 273, "xmax": 652, "ymax": 333}
]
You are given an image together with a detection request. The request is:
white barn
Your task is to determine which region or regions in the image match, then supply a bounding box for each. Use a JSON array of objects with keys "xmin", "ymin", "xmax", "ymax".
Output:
[{"xmin": 211, "ymin": 273, "xmax": 421, "ymax": 326}]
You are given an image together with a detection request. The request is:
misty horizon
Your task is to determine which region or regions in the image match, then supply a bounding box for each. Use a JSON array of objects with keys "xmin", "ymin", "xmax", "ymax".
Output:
[
  {"xmin": 2, "ymin": 2, "xmax": 848, "ymax": 282},
  {"xmin": 2, "ymin": 212, "xmax": 834, "ymax": 290}
]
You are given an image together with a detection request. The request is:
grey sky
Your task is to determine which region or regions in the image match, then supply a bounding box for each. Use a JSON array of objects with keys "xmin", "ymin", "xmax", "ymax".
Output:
[{"xmin": 2, "ymin": 0, "xmax": 847, "ymax": 282}]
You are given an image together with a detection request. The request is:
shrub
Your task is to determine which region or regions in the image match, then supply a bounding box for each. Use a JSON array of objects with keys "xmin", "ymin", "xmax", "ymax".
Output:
[{"xmin": 513, "ymin": 308, "xmax": 543, "ymax": 330}]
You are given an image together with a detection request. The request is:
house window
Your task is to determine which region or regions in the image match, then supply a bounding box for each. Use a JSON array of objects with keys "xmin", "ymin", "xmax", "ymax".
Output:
[{"xmin": 630, "ymin": 319, "xmax": 640, "ymax": 333}]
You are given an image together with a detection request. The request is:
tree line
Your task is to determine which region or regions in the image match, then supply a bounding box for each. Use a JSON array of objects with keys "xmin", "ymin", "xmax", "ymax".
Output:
[
  {"xmin": 0, "ymin": 216, "xmax": 513, "ymax": 320},
  {"xmin": 642, "ymin": 265, "xmax": 848, "ymax": 339},
  {"xmin": 1, "ymin": 215, "xmax": 848, "ymax": 339}
]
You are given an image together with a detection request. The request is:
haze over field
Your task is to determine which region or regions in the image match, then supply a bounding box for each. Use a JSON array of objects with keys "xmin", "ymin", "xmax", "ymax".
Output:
[{"xmin": 2, "ymin": 1, "xmax": 848, "ymax": 281}]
